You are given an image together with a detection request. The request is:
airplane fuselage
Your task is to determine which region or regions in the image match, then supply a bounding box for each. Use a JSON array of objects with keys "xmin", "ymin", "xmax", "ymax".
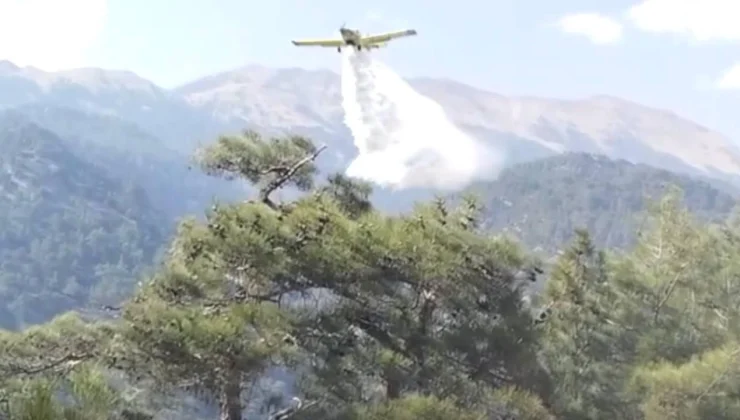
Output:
[
  {"xmin": 337, "ymin": 27, "xmax": 381, "ymax": 52},
  {"xmin": 339, "ymin": 28, "xmax": 361, "ymax": 45}
]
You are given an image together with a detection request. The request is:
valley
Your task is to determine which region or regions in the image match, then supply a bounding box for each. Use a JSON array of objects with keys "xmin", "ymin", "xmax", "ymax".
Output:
[{"xmin": 1, "ymin": 59, "xmax": 739, "ymax": 419}]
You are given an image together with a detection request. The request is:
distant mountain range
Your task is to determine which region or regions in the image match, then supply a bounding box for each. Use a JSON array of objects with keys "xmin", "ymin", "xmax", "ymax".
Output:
[
  {"xmin": 0, "ymin": 59, "xmax": 739, "ymax": 188},
  {"xmin": 1, "ymin": 58, "xmax": 739, "ymax": 328},
  {"xmin": 3, "ymin": 58, "xmax": 740, "ymax": 420}
]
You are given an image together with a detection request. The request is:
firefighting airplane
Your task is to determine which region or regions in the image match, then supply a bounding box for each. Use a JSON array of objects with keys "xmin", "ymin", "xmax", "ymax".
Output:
[{"xmin": 291, "ymin": 25, "xmax": 417, "ymax": 52}]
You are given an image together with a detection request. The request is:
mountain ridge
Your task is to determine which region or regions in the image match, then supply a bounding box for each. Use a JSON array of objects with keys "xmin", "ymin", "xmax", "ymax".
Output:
[
  {"xmin": 0, "ymin": 59, "xmax": 738, "ymax": 189},
  {"xmin": 463, "ymin": 152, "xmax": 738, "ymax": 252},
  {"xmin": 172, "ymin": 65, "xmax": 740, "ymax": 183}
]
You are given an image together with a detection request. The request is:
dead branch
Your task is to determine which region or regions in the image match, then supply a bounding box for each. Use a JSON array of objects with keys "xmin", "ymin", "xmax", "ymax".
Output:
[
  {"xmin": 653, "ymin": 262, "xmax": 688, "ymax": 323},
  {"xmin": 259, "ymin": 144, "xmax": 328, "ymax": 209},
  {"xmin": 2, "ymin": 352, "xmax": 93, "ymax": 378},
  {"xmin": 269, "ymin": 397, "xmax": 320, "ymax": 420},
  {"xmin": 695, "ymin": 346, "xmax": 740, "ymax": 404}
]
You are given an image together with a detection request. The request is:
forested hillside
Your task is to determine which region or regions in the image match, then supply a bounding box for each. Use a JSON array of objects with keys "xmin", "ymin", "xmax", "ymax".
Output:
[
  {"xmin": 4, "ymin": 54, "xmax": 740, "ymax": 418},
  {"xmin": 464, "ymin": 153, "xmax": 738, "ymax": 251},
  {"xmin": 1, "ymin": 126, "xmax": 736, "ymax": 333},
  {"xmin": 0, "ymin": 112, "xmax": 168, "ymax": 329},
  {"xmin": 10, "ymin": 104, "xmax": 242, "ymax": 220},
  {"xmin": 3, "ymin": 132, "xmax": 740, "ymax": 420}
]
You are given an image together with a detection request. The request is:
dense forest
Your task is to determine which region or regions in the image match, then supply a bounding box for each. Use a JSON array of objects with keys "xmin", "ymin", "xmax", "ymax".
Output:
[
  {"xmin": 0, "ymin": 113, "xmax": 168, "ymax": 329},
  {"xmin": 10, "ymin": 104, "xmax": 242, "ymax": 221},
  {"xmin": 1, "ymin": 129, "xmax": 740, "ymax": 419},
  {"xmin": 463, "ymin": 153, "xmax": 738, "ymax": 252}
]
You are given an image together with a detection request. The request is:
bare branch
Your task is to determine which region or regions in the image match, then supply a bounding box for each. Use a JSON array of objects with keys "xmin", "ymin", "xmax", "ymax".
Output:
[
  {"xmin": 2, "ymin": 352, "xmax": 93, "ymax": 378},
  {"xmin": 259, "ymin": 144, "xmax": 327, "ymax": 208},
  {"xmin": 653, "ymin": 262, "xmax": 688, "ymax": 323},
  {"xmin": 695, "ymin": 347, "xmax": 740, "ymax": 404},
  {"xmin": 269, "ymin": 397, "xmax": 320, "ymax": 420}
]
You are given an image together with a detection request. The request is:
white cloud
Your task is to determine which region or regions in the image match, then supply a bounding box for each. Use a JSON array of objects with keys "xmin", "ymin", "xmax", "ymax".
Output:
[
  {"xmin": 556, "ymin": 13, "xmax": 623, "ymax": 45},
  {"xmin": 716, "ymin": 63, "xmax": 740, "ymax": 89},
  {"xmin": 0, "ymin": 0, "xmax": 107, "ymax": 71},
  {"xmin": 627, "ymin": 0, "xmax": 740, "ymax": 42}
]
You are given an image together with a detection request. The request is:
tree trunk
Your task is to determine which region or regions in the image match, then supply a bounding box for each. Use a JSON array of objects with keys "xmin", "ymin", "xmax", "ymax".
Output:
[
  {"xmin": 386, "ymin": 377, "xmax": 401, "ymax": 400},
  {"xmin": 219, "ymin": 374, "xmax": 243, "ymax": 420}
]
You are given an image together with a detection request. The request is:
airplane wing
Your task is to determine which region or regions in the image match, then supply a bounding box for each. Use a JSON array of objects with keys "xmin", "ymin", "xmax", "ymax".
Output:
[
  {"xmin": 361, "ymin": 29, "xmax": 417, "ymax": 44},
  {"xmin": 292, "ymin": 39, "xmax": 345, "ymax": 47}
]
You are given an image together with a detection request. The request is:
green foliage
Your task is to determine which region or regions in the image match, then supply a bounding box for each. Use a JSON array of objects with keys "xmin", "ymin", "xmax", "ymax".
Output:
[
  {"xmin": 0, "ymin": 312, "xmax": 141, "ymax": 419},
  {"xmin": 628, "ymin": 343, "xmax": 740, "ymax": 420},
  {"xmin": 0, "ymin": 312, "xmax": 115, "ymax": 380},
  {"xmin": 612, "ymin": 192, "xmax": 740, "ymax": 419},
  {"xmin": 487, "ymin": 386, "xmax": 555, "ymax": 420},
  {"xmin": 315, "ymin": 173, "xmax": 373, "ymax": 218},
  {"xmin": 532, "ymin": 186, "xmax": 740, "ymax": 419},
  {"xmin": 195, "ymin": 130, "xmax": 321, "ymax": 194},
  {"xmin": 6, "ymin": 367, "xmax": 140, "ymax": 420},
  {"xmin": 335, "ymin": 388, "xmax": 552, "ymax": 420},
  {"xmin": 111, "ymin": 132, "xmax": 551, "ymax": 419},
  {"xmin": 9, "ymin": 128, "xmax": 740, "ymax": 420},
  {"xmin": 616, "ymin": 190, "xmax": 727, "ymax": 363},
  {"xmin": 539, "ymin": 230, "xmax": 636, "ymax": 419},
  {"xmin": 10, "ymin": 380, "xmax": 59, "ymax": 420},
  {"xmin": 119, "ymin": 293, "xmax": 295, "ymax": 399},
  {"xmin": 346, "ymin": 395, "xmax": 484, "ymax": 420}
]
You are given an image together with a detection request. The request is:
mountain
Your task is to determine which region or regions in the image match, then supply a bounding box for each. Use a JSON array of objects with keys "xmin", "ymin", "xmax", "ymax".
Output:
[
  {"xmin": 0, "ymin": 60, "xmax": 217, "ymax": 153},
  {"xmin": 10, "ymin": 104, "xmax": 241, "ymax": 219},
  {"xmin": 2, "ymin": 60, "xmax": 739, "ymax": 189},
  {"xmin": 461, "ymin": 153, "xmax": 738, "ymax": 252},
  {"xmin": 0, "ymin": 112, "xmax": 168, "ymax": 329},
  {"xmin": 1, "ymin": 60, "xmax": 740, "ymax": 327},
  {"xmin": 3, "ymin": 61, "xmax": 740, "ymax": 417}
]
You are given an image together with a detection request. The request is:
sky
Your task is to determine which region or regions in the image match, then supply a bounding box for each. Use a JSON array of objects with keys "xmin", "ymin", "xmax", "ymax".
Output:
[{"xmin": 1, "ymin": 0, "xmax": 740, "ymax": 140}]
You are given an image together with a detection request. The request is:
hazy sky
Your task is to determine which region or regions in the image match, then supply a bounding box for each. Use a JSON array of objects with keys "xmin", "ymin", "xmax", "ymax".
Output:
[{"xmin": 1, "ymin": 0, "xmax": 740, "ymax": 140}]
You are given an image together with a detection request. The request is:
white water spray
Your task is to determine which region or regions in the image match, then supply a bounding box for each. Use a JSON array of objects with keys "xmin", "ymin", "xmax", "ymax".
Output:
[{"xmin": 340, "ymin": 50, "xmax": 504, "ymax": 190}]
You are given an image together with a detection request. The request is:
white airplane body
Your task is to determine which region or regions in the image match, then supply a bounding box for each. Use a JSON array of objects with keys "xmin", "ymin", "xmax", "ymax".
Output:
[{"xmin": 292, "ymin": 26, "xmax": 417, "ymax": 52}]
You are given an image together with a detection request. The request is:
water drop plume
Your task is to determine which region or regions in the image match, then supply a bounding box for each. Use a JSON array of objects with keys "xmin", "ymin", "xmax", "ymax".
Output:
[{"xmin": 340, "ymin": 49, "xmax": 504, "ymax": 190}]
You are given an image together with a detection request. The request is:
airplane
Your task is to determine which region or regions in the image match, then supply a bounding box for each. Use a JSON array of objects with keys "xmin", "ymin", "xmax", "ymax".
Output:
[{"xmin": 292, "ymin": 25, "xmax": 417, "ymax": 52}]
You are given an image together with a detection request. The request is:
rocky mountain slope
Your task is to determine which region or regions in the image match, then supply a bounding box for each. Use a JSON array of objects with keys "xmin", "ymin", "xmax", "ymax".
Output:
[
  {"xmin": 0, "ymin": 60, "xmax": 738, "ymax": 187},
  {"xmin": 174, "ymin": 65, "xmax": 740, "ymax": 183},
  {"xmin": 0, "ymin": 60, "xmax": 215, "ymax": 153}
]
